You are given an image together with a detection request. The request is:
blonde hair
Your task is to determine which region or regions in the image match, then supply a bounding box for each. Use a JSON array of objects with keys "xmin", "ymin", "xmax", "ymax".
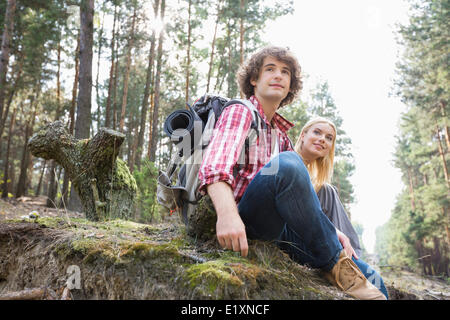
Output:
[{"xmin": 294, "ymin": 117, "xmax": 337, "ymax": 192}]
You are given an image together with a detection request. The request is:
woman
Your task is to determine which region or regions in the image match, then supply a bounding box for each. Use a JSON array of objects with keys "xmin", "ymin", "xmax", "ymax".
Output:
[{"xmin": 295, "ymin": 117, "xmax": 389, "ymax": 299}]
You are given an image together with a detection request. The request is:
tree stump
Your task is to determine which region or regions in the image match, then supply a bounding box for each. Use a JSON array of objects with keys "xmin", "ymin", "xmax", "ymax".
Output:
[
  {"xmin": 28, "ymin": 121, "xmax": 137, "ymax": 221},
  {"xmin": 185, "ymin": 195, "xmax": 217, "ymax": 241}
]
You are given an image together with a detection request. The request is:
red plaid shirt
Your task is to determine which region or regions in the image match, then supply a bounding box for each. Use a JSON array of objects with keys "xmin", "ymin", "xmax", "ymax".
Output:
[{"xmin": 198, "ymin": 95, "xmax": 294, "ymax": 203}]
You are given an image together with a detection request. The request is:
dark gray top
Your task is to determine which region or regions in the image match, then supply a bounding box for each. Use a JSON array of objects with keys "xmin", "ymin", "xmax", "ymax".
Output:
[{"xmin": 317, "ymin": 184, "xmax": 362, "ymax": 257}]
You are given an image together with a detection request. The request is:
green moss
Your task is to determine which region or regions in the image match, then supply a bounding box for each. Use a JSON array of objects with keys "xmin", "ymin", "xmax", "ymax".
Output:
[
  {"xmin": 114, "ymin": 159, "xmax": 137, "ymax": 191},
  {"xmin": 184, "ymin": 260, "xmax": 244, "ymax": 298}
]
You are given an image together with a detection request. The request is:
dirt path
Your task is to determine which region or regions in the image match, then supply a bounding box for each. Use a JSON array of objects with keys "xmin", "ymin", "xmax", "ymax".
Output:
[{"xmin": 0, "ymin": 196, "xmax": 83, "ymax": 221}]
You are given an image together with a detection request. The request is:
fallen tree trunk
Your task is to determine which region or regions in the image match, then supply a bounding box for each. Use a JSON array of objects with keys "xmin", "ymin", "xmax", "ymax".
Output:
[{"xmin": 28, "ymin": 121, "xmax": 137, "ymax": 221}]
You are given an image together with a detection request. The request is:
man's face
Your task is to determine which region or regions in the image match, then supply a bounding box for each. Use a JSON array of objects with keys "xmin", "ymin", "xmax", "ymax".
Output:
[{"xmin": 250, "ymin": 56, "xmax": 291, "ymax": 106}]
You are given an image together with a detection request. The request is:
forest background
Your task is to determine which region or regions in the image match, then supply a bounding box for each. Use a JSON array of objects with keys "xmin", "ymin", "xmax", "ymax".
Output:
[{"xmin": 0, "ymin": 0, "xmax": 448, "ymax": 278}]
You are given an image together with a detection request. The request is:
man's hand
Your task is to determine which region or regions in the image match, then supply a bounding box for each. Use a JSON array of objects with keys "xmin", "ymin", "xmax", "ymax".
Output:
[
  {"xmin": 216, "ymin": 211, "xmax": 248, "ymax": 257},
  {"xmin": 207, "ymin": 182, "xmax": 249, "ymax": 257},
  {"xmin": 336, "ymin": 229, "xmax": 359, "ymax": 260}
]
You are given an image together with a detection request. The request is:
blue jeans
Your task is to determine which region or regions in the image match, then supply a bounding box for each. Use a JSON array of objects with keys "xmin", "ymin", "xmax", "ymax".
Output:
[
  {"xmin": 237, "ymin": 151, "xmax": 342, "ymax": 271},
  {"xmin": 237, "ymin": 151, "xmax": 389, "ymax": 299},
  {"xmin": 352, "ymin": 257, "xmax": 389, "ymax": 299}
]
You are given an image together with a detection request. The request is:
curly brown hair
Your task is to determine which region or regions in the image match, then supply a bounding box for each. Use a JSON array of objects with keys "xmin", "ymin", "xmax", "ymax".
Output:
[{"xmin": 237, "ymin": 46, "xmax": 302, "ymax": 108}]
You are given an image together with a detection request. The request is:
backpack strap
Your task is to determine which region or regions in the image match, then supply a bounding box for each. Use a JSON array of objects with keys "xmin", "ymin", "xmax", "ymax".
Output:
[
  {"xmin": 223, "ymin": 99, "xmax": 267, "ymax": 179},
  {"xmin": 224, "ymin": 99, "xmax": 267, "ymax": 134}
]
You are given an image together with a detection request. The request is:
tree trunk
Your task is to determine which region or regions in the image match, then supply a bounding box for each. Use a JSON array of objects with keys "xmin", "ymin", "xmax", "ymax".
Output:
[
  {"xmin": 0, "ymin": 52, "xmax": 23, "ymax": 149},
  {"xmin": 105, "ymin": 4, "xmax": 118, "ymax": 129},
  {"xmin": 69, "ymin": 35, "xmax": 80, "ymax": 135},
  {"xmin": 435, "ymin": 122, "xmax": 449, "ymax": 189},
  {"xmin": 135, "ymin": 0, "xmax": 160, "ymax": 170},
  {"xmin": 1, "ymin": 105, "xmax": 16, "ymax": 198},
  {"xmin": 206, "ymin": 1, "xmax": 222, "ymax": 94},
  {"xmin": 35, "ymin": 160, "xmax": 47, "ymax": 197},
  {"xmin": 63, "ymin": 32, "xmax": 80, "ymax": 208},
  {"xmin": 112, "ymin": 27, "xmax": 120, "ymax": 131},
  {"xmin": 47, "ymin": 39, "xmax": 63, "ymax": 208},
  {"xmin": 75, "ymin": 0, "xmax": 94, "ymax": 140},
  {"xmin": 0, "ymin": 0, "xmax": 16, "ymax": 127},
  {"xmin": 119, "ymin": 6, "xmax": 137, "ymax": 132},
  {"xmin": 69, "ymin": 0, "xmax": 94, "ymax": 212},
  {"xmin": 239, "ymin": 0, "xmax": 245, "ymax": 66},
  {"xmin": 185, "ymin": 0, "xmax": 192, "ymax": 104},
  {"xmin": 149, "ymin": 0, "xmax": 166, "ymax": 163},
  {"xmin": 28, "ymin": 121, "xmax": 137, "ymax": 221},
  {"xmin": 439, "ymin": 100, "xmax": 449, "ymax": 150},
  {"xmin": 46, "ymin": 160, "xmax": 58, "ymax": 207},
  {"xmin": 16, "ymin": 91, "xmax": 39, "ymax": 198},
  {"xmin": 407, "ymin": 166, "xmax": 416, "ymax": 211},
  {"xmin": 95, "ymin": 9, "xmax": 105, "ymax": 133},
  {"xmin": 227, "ymin": 20, "xmax": 232, "ymax": 98}
]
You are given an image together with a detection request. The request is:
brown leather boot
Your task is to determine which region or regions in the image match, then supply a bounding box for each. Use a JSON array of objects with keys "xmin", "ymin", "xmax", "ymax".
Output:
[{"xmin": 324, "ymin": 250, "xmax": 386, "ymax": 300}]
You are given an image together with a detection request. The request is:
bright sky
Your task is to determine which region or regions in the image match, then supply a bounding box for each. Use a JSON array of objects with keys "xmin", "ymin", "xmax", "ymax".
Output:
[{"xmin": 262, "ymin": 0, "xmax": 410, "ymax": 253}]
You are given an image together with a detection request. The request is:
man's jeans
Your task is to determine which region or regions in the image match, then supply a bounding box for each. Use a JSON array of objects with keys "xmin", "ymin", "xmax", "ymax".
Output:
[
  {"xmin": 237, "ymin": 151, "xmax": 342, "ymax": 271},
  {"xmin": 237, "ymin": 151, "xmax": 389, "ymax": 299}
]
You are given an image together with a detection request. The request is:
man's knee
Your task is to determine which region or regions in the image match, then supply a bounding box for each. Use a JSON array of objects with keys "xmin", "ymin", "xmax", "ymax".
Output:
[{"xmin": 277, "ymin": 151, "xmax": 309, "ymax": 181}]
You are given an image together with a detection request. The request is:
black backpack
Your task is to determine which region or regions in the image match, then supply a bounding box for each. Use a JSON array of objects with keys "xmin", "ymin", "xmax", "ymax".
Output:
[{"xmin": 156, "ymin": 94, "xmax": 265, "ymax": 224}]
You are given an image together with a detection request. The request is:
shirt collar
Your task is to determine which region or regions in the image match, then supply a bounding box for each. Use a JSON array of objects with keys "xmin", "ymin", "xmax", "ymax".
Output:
[{"xmin": 249, "ymin": 95, "xmax": 294, "ymax": 133}]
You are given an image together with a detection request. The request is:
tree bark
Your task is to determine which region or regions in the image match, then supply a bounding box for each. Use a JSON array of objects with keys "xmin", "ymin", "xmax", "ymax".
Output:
[
  {"xmin": 185, "ymin": 0, "xmax": 192, "ymax": 104},
  {"xmin": 0, "ymin": 0, "xmax": 16, "ymax": 127},
  {"xmin": 135, "ymin": 0, "xmax": 160, "ymax": 170},
  {"xmin": 206, "ymin": 1, "xmax": 222, "ymax": 94},
  {"xmin": 35, "ymin": 160, "xmax": 47, "ymax": 196},
  {"xmin": 239, "ymin": 0, "xmax": 245, "ymax": 66},
  {"xmin": 1, "ymin": 105, "xmax": 16, "ymax": 198},
  {"xmin": 28, "ymin": 121, "xmax": 137, "ymax": 221},
  {"xmin": 70, "ymin": 0, "xmax": 94, "ymax": 212},
  {"xmin": 119, "ymin": 5, "xmax": 137, "ymax": 132},
  {"xmin": 407, "ymin": 166, "xmax": 416, "ymax": 211},
  {"xmin": 75, "ymin": 0, "xmax": 94, "ymax": 140},
  {"xmin": 63, "ymin": 32, "xmax": 80, "ymax": 208},
  {"xmin": 69, "ymin": 35, "xmax": 80, "ymax": 135},
  {"xmin": 47, "ymin": 39, "xmax": 63, "ymax": 208},
  {"xmin": 149, "ymin": 0, "xmax": 165, "ymax": 163},
  {"xmin": 0, "ymin": 52, "xmax": 22, "ymax": 149},
  {"xmin": 435, "ymin": 122, "xmax": 449, "ymax": 189},
  {"xmin": 16, "ymin": 90, "xmax": 39, "ymax": 198},
  {"xmin": 105, "ymin": 4, "xmax": 118, "ymax": 128},
  {"xmin": 95, "ymin": 9, "xmax": 105, "ymax": 133}
]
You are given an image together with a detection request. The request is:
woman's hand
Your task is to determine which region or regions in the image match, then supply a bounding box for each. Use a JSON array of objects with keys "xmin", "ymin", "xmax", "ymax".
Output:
[{"xmin": 336, "ymin": 229, "xmax": 359, "ymax": 260}]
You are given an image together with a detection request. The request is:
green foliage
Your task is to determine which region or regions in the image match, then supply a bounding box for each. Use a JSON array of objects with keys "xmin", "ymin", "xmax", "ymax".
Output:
[
  {"xmin": 377, "ymin": 0, "xmax": 449, "ymax": 276},
  {"xmin": 133, "ymin": 160, "xmax": 158, "ymax": 223}
]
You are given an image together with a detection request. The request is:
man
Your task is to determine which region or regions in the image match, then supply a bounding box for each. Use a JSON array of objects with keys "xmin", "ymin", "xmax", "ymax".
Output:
[{"xmin": 198, "ymin": 46, "xmax": 386, "ymax": 300}]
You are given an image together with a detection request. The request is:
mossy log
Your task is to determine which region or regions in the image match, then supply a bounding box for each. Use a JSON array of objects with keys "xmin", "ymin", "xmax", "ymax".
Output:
[{"xmin": 28, "ymin": 121, "xmax": 137, "ymax": 221}]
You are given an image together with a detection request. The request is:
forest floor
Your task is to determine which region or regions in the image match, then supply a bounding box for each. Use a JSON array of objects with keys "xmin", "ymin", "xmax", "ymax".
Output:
[{"xmin": 0, "ymin": 196, "xmax": 449, "ymax": 300}]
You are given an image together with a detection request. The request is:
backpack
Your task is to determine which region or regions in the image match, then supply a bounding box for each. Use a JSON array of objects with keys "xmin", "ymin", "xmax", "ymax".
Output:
[{"xmin": 156, "ymin": 94, "xmax": 265, "ymax": 225}]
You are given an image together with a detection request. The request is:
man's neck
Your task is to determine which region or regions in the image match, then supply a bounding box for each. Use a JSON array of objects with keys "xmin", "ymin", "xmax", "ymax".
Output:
[{"xmin": 256, "ymin": 95, "xmax": 281, "ymax": 123}]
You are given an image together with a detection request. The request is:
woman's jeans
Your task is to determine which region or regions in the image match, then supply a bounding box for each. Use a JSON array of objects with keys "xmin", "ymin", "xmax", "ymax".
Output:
[
  {"xmin": 352, "ymin": 257, "xmax": 389, "ymax": 299},
  {"xmin": 237, "ymin": 151, "xmax": 388, "ymax": 299}
]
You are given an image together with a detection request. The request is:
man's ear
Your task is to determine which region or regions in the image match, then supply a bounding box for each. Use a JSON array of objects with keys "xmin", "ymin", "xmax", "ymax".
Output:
[{"xmin": 250, "ymin": 76, "xmax": 257, "ymax": 87}]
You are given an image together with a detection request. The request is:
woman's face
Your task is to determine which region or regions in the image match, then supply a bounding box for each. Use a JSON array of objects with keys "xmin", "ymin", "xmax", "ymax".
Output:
[{"xmin": 299, "ymin": 122, "xmax": 335, "ymax": 161}]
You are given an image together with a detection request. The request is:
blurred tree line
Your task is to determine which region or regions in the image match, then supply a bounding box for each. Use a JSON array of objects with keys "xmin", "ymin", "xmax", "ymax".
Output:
[
  {"xmin": 0, "ymin": 0, "xmax": 357, "ymax": 225},
  {"xmin": 375, "ymin": 0, "xmax": 449, "ymax": 277}
]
